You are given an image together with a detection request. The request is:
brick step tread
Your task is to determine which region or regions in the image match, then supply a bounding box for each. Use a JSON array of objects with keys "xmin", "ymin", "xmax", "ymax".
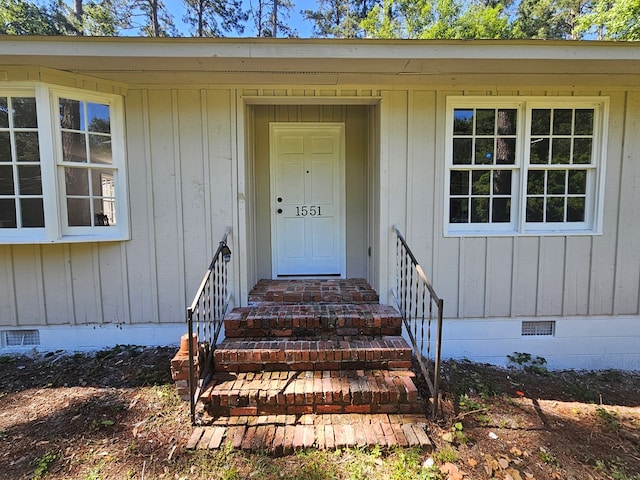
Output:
[
  {"xmin": 214, "ymin": 336, "xmax": 412, "ymax": 372},
  {"xmin": 202, "ymin": 370, "xmax": 422, "ymax": 416},
  {"xmin": 186, "ymin": 413, "xmax": 433, "ymax": 452},
  {"xmin": 248, "ymin": 278, "xmax": 379, "ymax": 305},
  {"xmin": 224, "ymin": 304, "xmax": 402, "ymax": 338}
]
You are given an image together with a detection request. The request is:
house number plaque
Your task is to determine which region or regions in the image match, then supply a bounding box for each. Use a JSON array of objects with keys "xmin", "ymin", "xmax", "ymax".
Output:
[{"xmin": 295, "ymin": 206, "xmax": 322, "ymax": 217}]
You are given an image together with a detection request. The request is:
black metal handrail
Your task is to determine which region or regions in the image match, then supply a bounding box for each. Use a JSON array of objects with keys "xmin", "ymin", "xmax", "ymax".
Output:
[
  {"xmin": 392, "ymin": 225, "xmax": 444, "ymax": 419},
  {"xmin": 186, "ymin": 228, "xmax": 232, "ymax": 424}
]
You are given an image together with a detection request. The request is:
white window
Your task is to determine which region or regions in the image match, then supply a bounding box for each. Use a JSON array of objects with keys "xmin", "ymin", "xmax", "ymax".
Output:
[
  {"xmin": 0, "ymin": 84, "xmax": 128, "ymax": 243},
  {"xmin": 445, "ymin": 97, "xmax": 608, "ymax": 236}
]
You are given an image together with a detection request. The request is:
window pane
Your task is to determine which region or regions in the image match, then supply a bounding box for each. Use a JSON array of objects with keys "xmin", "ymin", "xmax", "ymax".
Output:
[
  {"xmin": 530, "ymin": 138, "xmax": 549, "ymax": 164},
  {"xmin": 94, "ymin": 199, "xmax": 115, "ymax": 226},
  {"xmin": 574, "ymin": 109, "xmax": 594, "ymax": 135},
  {"xmin": 453, "ymin": 138, "xmax": 472, "ymax": 164},
  {"xmin": 62, "ymin": 132, "xmax": 87, "ymax": 163},
  {"xmin": 547, "ymin": 170, "xmax": 566, "ymax": 195},
  {"xmin": 553, "ymin": 109, "xmax": 572, "ymax": 135},
  {"xmin": 526, "ymin": 197, "xmax": 544, "ymax": 222},
  {"xmin": 60, "ymin": 98, "xmax": 83, "ymax": 130},
  {"xmin": 89, "ymin": 134, "xmax": 113, "ymax": 164},
  {"xmin": 18, "ymin": 165, "xmax": 42, "ymax": 194},
  {"xmin": 527, "ymin": 170, "xmax": 545, "ymax": 195},
  {"xmin": 567, "ymin": 197, "xmax": 585, "ymax": 222},
  {"xmin": 65, "ymin": 167, "xmax": 89, "ymax": 196},
  {"xmin": 91, "ymin": 169, "xmax": 115, "ymax": 197},
  {"xmin": 492, "ymin": 198, "xmax": 510, "ymax": 223},
  {"xmin": 476, "ymin": 109, "xmax": 495, "ymax": 135},
  {"xmin": 15, "ymin": 132, "xmax": 40, "ymax": 162},
  {"xmin": 453, "ymin": 109, "xmax": 473, "ymax": 135},
  {"xmin": 496, "ymin": 137, "xmax": 516, "ymax": 164},
  {"xmin": 497, "ymin": 109, "xmax": 517, "ymax": 135},
  {"xmin": 568, "ymin": 170, "xmax": 586, "ymax": 195},
  {"xmin": 67, "ymin": 198, "xmax": 91, "ymax": 226},
  {"xmin": 0, "ymin": 132, "xmax": 11, "ymax": 162},
  {"xmin": 21, "ymin": 198, "xmax": 44, "ymax": 227},
  {"xmin": 13, "ymin": 97, "xmax": 38, "ymax": 128},
  {"xmin": 0, "ymin": 97, "xmax": 8, "ymax": 128},
  {"xmin": 546, "ymin": 197, "xmax": 565, "ymax": 222},
  {"xmin": 87, "ymin": 103, "xmax": 111, "ymax": 134},
  {"xmin": 493, "ymin": 170, "xmax": 512, "ymax": 195},
  {"xmin": 0, "ymin": 199, "xmax": 17, "ymax": 228},
  {"xmin": 450, "ymin": 198, "xmax": 468, "ymax": 223},
  {"xmin": 573, "ymin": 138, "xmax": 592, "ymax": 164},
  {"xmin": 531, "ymin": 109, "xmax": 551, "ymax": 135},
  {"xmin": 0, "ymin": 165, "xmax": 14, "ymax": 194},
  {"xmin": 472, "ymin": 170, "xmax": 490, "ymax": 195},
  {"xmin": 450, "ymin": 170, "xmax": 469, "ymax": 195},
  {"xmin": 471, "ymin": 197, "xmax": 489, "ymax": 223},
  {"xmin": 475, "ymin": 138, "xmax": 494, "ymax": 164},
  {"xmin": 551, "ymin": 138, "xmax": 571, "ymax": 164}
]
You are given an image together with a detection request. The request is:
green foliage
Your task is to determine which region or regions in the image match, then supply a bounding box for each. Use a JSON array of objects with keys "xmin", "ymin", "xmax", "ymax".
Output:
[
  {"xmin": 539, "ymin": 447, "xmax": 560, "ymax": 468},
  {"xmin": 33, "ymin": 452, "xmax": 57, "ymax": 480},
  {"xmin": 183, "ymin": 0, "xmax": 248, "ymax": 37},
  {"xmin": 596, "ymin": 407, "xmax": 620, "ymax": 432},
  {"xmin": 507, "ymin": 352, "xmax": 549, "ymax": 375},
  {"xmin": 0, "ymin": 0, "xmax": 74, "ymax": 35},
  {"xmin": 434, "ymin": 445, "xmax": 459, "ymax": 463}
]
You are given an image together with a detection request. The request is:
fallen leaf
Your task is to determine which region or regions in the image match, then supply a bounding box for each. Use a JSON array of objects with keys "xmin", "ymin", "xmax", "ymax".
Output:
[
  {"xmin": 506, "ymin": 468, "xmax": 524, "ymax": 480},
  {"xmin": 468, "ymin": 458, "xmax": 478, "ymax": 467},
  {"xmin": 510, "ymin": 447, "xmax": 523, "ymax": 456},
  {"xmin": 499, "ymin": 457, "xmax": 510, "ymax": 469},
  {"xmin": 551, "ymin": 472, "xmax": 562, "ymax": 479},
  {"xmin": 440, "ymin": 462, "xmax": 465, "ymax": 480},
  {"xmin": 442, "ymin": 432, "xmax": 455, "ymax": 443}
]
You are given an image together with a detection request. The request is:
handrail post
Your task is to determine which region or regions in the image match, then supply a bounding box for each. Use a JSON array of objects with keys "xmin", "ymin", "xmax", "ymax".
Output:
[{"xmin": 187, "ymin": 307, "xmax": 196, "ymax": 424}]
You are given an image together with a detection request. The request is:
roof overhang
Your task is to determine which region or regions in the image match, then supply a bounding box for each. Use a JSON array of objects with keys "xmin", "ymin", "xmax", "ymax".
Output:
[{"xmin": 2, "ymin": 36, "xmax": 640, "ymax": 86}]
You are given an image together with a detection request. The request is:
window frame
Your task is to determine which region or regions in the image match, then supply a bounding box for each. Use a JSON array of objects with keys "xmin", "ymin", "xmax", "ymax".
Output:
[
  {"xmin": 0, "ymin": 83, "xmax": 129, "ymax": 244},
  {"xmin": 444, "ymin": 96, "xmax": 608, "ymax": 237}
]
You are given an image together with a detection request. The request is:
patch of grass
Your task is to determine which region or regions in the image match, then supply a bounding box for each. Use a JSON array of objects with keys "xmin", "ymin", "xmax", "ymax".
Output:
[
  {"xmin": 596, "ymin": 407, "xmax": 620, "ymax": 432},
  {"xmin": 539, "ymin": 448, "xmax": 560, "ymax": 468},
  {"xmin": 458, "ymin": 393, "xmax": 484, "ymax": 412},
  {"xmin": 595, "ymin": 457, "xmax": 640, "ymax": 480},
  {"xmin": 434, "ymin": 445, "xmax": 460, "ymax": 464},
  {"xmin": 33, "ymin": 452, "xmax": 57, "ymax": 480}
]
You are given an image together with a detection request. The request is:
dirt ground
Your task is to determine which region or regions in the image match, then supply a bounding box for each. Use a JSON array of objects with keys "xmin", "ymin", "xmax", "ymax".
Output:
[{"xmin": 0, "ymin": 346, "xmax": 638, "ymax": 480}]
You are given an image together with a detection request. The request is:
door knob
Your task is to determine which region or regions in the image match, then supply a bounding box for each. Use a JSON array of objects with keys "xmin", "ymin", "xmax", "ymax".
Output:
[
  {"xmin": 277, "ymin": 208, "xmax": 283, "ymax": 214},
  {"xmin": 277, "ymin": 197, "xmax": 283, "ymax": 202}
]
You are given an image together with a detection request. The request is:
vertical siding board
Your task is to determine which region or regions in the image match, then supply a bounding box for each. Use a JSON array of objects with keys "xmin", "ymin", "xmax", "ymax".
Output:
[
  {"xmin": 69, "ymin": 244, "xmax": 101, "ymax": 324},
  {"xmin": 147, "ymin": 89, "xmax": 183, "ymax": 324},
  {"xmin": 485, "ymin": 237, "xmax": 513, "ymax": 317},
  {"xmin": 438, "ymin": 238, "xmax": 460, "ymax": 319},
  {"xmin": 380, "ymin": 90, "xmax": 408, "ymax": 301},
  {"xmin": 590, "ymin": 91, "xmax": 624, "ymax": 315},
  {"xmin": 537, "ymin": 237, "xmax": 566, "ymax": 316},
  {"xmin": 563, "ymin": 236, "xmax": 592, "ymax": 316},
  {"xmin": 205, "ymin": 90, "xmax": 234, "ymax": 245},
  {"xmin": 124, "ymin": 89, "xmax": 158, "ymax": 324},
  {"xmin": 96, "ymin": 244, "xmax": 128, "ymax": 325},
  {"xmin": 178, "ymin": 90, "xmax": 209, "ymax": 303},
  {"xmin": 40, "ymin": 244, "xmax": 74, "ymax": 325},
  {"xmin": 513, "ymin": 237, "xmax": 539, "ymax": 316},
  {"xmin": 460, "ymin": 237, "xmax": 487, "ymax": 318},
  {"xmin": 254, "ymin": 105, "xmax": 273, "ymax": 279},
  {"xmin": 406, "ymin": 91, "xmax": 437, "ymax": 276},
  {"xmin": 11, "ymin": 245, "xmax": 46, "ymax": 326},
  {"xmin": 613, "ymin": 91, "xmax": 640, "ymax": 315},
  {"xmin": 0, "ymin": 246, "xmax": 18, "ymax": 326}
]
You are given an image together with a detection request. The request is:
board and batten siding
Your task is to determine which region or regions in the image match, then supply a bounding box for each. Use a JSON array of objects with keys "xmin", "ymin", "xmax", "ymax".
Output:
[
  {"xmin": 0, "ymin": 87, "xmax": 236, "ymax": 332},
  {"xmin": 383, "ymin": 88, "xmax": 640, "ymax": 322}
]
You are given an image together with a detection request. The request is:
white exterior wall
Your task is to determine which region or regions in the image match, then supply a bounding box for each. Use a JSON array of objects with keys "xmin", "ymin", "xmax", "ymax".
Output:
[{"xmin": 1, "ymin": 67, "xmax": 638, "ymax": 369}]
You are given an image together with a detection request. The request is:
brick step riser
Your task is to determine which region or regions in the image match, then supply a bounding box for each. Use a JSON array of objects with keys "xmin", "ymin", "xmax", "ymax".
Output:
[
  {"xmin": 215, "ymin": 359, "xmax": 413, "ymax": 373},
  {"xmin": 248, "ymin": 293, "xmax": 380, "ymax": 304},
  {"xmin": 208, "ymin": 403, "xmax": 424, "ymax": 417}
]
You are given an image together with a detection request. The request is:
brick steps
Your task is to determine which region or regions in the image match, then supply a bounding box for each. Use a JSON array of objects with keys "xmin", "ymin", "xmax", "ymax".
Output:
[
  {"xmin": 202, "ymin": 370, "xmax": 423, "ymax": 417},
  {"xmin": 248, "ymin": 278, "xmax": 379, "ymax": 305},
  {"xmin": 224, "ymin": 304, "xmax": 402, "ymax": 338},
  {"xmin": 214, "ymin": 336, "xmax": 412, "ymax": 373},
  {"xmin": 187, "ymin": 414, "xmax": 432, "ymax": 453}
]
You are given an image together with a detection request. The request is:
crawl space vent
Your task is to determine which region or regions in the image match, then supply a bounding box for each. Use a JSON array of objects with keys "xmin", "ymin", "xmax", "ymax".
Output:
[
  {"xmin": 521, "ymin": 321, "xmax": 555, "ymax": 337},
  {"xmin": 2, "ymin": 329, "xmax": 40, "ymax": 347}
]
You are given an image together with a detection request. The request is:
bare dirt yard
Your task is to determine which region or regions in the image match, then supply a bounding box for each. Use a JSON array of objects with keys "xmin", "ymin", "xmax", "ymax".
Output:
[{"xmin": 1, "ymin": 346, "xmax": 639, "ymax": 480}]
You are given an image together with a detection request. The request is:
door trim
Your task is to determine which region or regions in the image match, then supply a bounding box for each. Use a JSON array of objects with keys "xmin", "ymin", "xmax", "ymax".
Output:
[{"xmin": 269, "ymin": 122, "xmax": 346, "ymax": 278}]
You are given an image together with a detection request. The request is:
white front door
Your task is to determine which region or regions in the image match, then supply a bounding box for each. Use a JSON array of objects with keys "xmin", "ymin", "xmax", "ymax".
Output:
[{"xmin": 270, "ymin": 123, "xmax": 345, "ymax": 277}]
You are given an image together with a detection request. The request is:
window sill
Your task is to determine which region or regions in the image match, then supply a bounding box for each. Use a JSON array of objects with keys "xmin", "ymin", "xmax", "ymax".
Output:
[{"xmin": 0, "ymin": 231, "xmax": 130, "ymax": 244}]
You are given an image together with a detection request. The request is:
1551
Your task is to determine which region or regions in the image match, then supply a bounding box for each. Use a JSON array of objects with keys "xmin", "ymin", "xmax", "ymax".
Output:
[{"xmin": 295, "ymin": 205, "xmax": 322, "ymax": 216}]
